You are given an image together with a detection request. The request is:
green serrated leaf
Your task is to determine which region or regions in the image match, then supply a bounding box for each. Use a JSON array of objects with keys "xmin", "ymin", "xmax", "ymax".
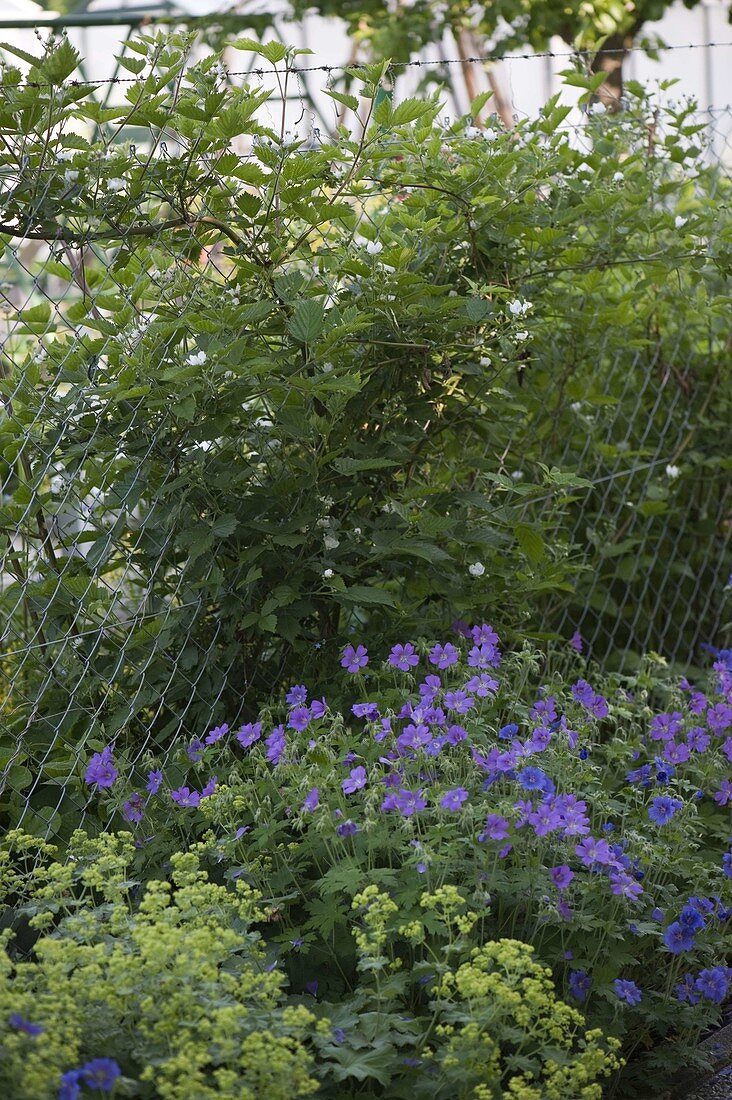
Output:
[
  {"xmin": 288, "ymin": 300, "xmax": 325, "ymax": 344},
  {"xmin": 515, "ymin": 523, "xmax": 545, "ymax": 564}
]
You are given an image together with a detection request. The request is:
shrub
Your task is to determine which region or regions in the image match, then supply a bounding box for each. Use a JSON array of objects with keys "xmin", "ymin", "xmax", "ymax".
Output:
[
  {"xmin": 0, "ymin": 38, "xmax": 730, "ymax": 839},
  {"xmin": 77, "ymin": 623, "xmax": 732, "ymax": 1095}
]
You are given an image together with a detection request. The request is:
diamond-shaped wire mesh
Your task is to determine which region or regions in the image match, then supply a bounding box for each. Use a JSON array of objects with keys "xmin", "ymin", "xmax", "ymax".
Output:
[{"xmin": 0, "ymin": 54, "xmax": 729, "ymax": 840}]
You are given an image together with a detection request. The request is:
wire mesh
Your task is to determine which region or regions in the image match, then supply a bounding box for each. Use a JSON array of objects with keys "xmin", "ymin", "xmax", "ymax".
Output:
[{"xmin": 0, "ymin": 43, "xmax": 730, "ymax": 838}]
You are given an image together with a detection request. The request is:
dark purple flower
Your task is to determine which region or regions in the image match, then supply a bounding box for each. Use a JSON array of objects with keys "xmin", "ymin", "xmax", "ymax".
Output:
[
  {"xmin": 663, "ymin": 920, "xmax": 696, "ymax": 954},
  {"xmin": 389, "ymin": 642, "xmax": 420, "ymax": 671},
  {"xmin": 570, "ymin": 629, "xmax": 583, "ymax": 653},
  {"xmin": 429, "ymin": 642, "xmax": 459, "ymax": 669},
  {"xmin": 676, "ymin": 974, "xmax": 701, "ymax": 1003},
  {"xmin": 187, "ymin": 737, "xmax": 205, "ymax": 762},
  {"xmin": 343, "ymin": 766, "xmax": 367, "ymax": 794},
  {"xmin": 122, "ymin": 792, "xmax": 145, "ymax": 824},
  {"xmin": 237, "ymin": 722, "xmax": 262, "ymax": 749},
  {"xmin": 146, "ymin": 769, "xmax": 163, "ymax": 794},
  {"xmin": 9, "ymin": 1014, "xmax": 43, "ymax": 1036},
  {"xmin": 305, "ymin": 980, "xmax": 319, "ymax": 997},
  {"xmin": 80, "ymin": 1058, "xmax": 122, "ymax": 1091},
  {"xmin": 341, "ymin": 644, "xmax": 368, "ymax": 673},
  {"xmin": 550, "ymin": 865, "xmax": 574, "ymax": 890},
  {"xmin": 286, "ymin": 684, "xmax": 308, "ymax": 706},
  {"xmin": 614, "ymin": 979, "xmax": 642, "ymax": 1006},
  {"xmin": 568, "ymin": 969, "xmax": 591, "ymax": 1002},
  {"xmin": 679, "ymin": 905, "xmax": 706, "ymax": 931},
  {"xmin": 723, "ymin": 852, "xmax": 732, "ymax": 879},
  {"xmin": 205, "ymin": 722, "xmax": 229, "ymax": 745},
  {"xmin": 695, "ymin": 967, "xmax": 729, "ymax": 1004},
  {"xmin": 499, "ymin": 723, "xmax": 519, "ymax": 740},
  {"xmin": 648, "ymin": 795, "xmax": 682, "ymax": 825},
  {"xmin": 336, "ymin": 819, "xmax": 359, "ymax": 836},
  {"xmin": 84, "ymin": 746, "xmax": 118, "ymax": 789},
  {"xmin": 571, "ymin": 679, "xmax": 608, "ymax": 718},
  {"xmin": 440, "ymin": 787, "xmax": 469, "ymax": 811},
  {"xmin": 288, "ymin": 706, "xmax": 311, "ymax": 732}
]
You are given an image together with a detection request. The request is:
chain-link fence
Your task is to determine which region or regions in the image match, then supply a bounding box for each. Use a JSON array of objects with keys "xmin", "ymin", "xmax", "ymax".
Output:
[{"xmin": 0, "ymin": 38, "xmax": 730, "ymax": 837}]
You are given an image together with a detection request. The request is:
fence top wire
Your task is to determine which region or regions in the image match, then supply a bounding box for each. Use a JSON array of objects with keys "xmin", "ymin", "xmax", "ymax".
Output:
[{"xmin": 0, "ymin": 36, "xmax": 731, "ymax": 91}]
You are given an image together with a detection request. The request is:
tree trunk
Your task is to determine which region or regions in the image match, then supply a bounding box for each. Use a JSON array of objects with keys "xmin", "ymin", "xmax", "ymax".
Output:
[{"xmin": 590, "ymin": 32, "xmax": 636, "ymax": 111}]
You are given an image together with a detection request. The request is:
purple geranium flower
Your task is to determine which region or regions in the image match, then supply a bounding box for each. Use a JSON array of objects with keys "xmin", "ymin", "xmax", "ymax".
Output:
[
  {"xmin": 381, "ymin": 788, "xmax": 426, "ymax": 817},
  {"xmin": 517, "ymin": 766, "xmax": 554, "ymax": 795},
  {"xmin": 472, "ymin": 622, "xmax": 499, "ymax": 647},
  {"xmin": 122, "ymin": 792, "xmax": 145, "ymax": 824},
  {"xmin": 146, "ymin": 769, "xmax": 163, "ymax": 795},
  {"xmin": 465, "ymin": 673, "xmax": 499, "ymax": 697},
  {"xmin": 80, "ymin": 1058, "xmax": 122, "ymax": 1091},
  {"xmin": 187, "ymin": 737, "xmax": 205, "ymax": 762},
  {"xmin": 648, "ymin": 795, "xmax": 683, "ymax": 825},
  {"xmin": 663, "ymin": 920, "xmax": 696, "ymax": 954},
  {"xmin": 205, "ymin": 723, "xmax": 229, "ymax": 745},
  {"xmin": 568, "ymin": 969, "xmax": 592, "ymax": 1002},
  {"xmin": 84, "ymin": 746, "xmax": 118, "ymax": 789},
  {"xmin": 352, "ymin": 702, "xmax": 379, "ymax": 721},
  {"xmin": 286, "ymin": 684, "xmax": 308, "ymax": 706},
  {"xmin": 265, "ymin": 726, "xmax": 286, "ymax": 765},
  {"xmin": 342, "ymin": 766, "xmax": 367, "ymax": 794},
  {"xmin": 575, "ymin": 836, "xmax": 613, "ymax": 867},
  {"xmin": 310, "ymin": 697, "xmax": 328, "ymax": 718},
  {"xmin": 440, "ymin": 787, "xmax": 469, "ymax": 811},
  {"xmin": 301, "ymin": 787, "xmax": 319, "ymax": 812},
  {"xmin": 479, "ymin": 813, "xmax": 510, "ymax": 841},
  {"xmin": 237, "ymin": 722, "xmax": 262, "ymax": 749},
  {"xmin": 429, "ymin": 642, "xmax": 459, "ymax": 669},
  {"xmin": 9, "ymin": 1014, "xmax": 43, "ymax": 1036},
  {"xmin": 550, "ymin": 865, "xmax": 574, "ymax": 890},
  {"xmin": 389, "ymin": 643, "xmax": 419, "ymax": 671},
  {"xmin": 714, "ymin": 780, "xmax": 732, "ymax": 807},
  {"xmin": 288, "ymin": 706, "xmax": 311, "ymax": 732},
  {"xmin": 336, "ymin": 819, "xmax": 359, "ymax": 836},
  {"xmin": 171, "ymin": 786, "xmax": 200, "ymax": 808},
  {"xmin": 570, "ymin": 629, "xmax": 583, "ymax": 653},
  {"xmin": 695, "ymin": 967, "xmax": 729, "ymax": 1004},
  {"xmin": 614, "ymin": 979, "xmax": 642, "ymax": 1006},
  {"xmin": 444, "ymin": 690, "xmax": 474, "ymax": 714},
  {"xmin": 341, "ymin": 644, "xmax": 368, "ymax": 673}
]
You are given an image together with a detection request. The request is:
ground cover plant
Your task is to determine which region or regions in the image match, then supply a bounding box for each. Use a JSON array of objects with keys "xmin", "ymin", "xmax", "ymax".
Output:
[
  {"xmin": 4, "ymin": 622, "xmax": 728, "ymax": 1096},
  {"xmin": 0, "ymin": 35, "xmax": 730, "ymax": 843}
]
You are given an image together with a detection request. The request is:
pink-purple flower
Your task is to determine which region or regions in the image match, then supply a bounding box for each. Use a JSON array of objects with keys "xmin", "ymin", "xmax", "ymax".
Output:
[{"xmin": 341, "ymin": 644, "xmax": 368, "ymax": 673}]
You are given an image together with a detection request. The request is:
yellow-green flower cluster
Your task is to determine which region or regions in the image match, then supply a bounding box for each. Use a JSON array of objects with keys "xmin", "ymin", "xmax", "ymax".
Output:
[
  {"xmin": 434, "ymin": 939, "xmax": 623, "ymax": 1098},
  {"xmin": 0, "ymin": 832, "xmax": 319, "ymax": 1099},
  {"xmin": 351, "ymin": 883, "xmax": 399, "ymax": 960}
]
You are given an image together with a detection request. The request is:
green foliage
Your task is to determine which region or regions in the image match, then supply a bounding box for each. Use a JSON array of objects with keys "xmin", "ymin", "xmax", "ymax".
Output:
[{"xmin": 0, "ymin": 37, "xmax": 729, "ymax": 835}]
